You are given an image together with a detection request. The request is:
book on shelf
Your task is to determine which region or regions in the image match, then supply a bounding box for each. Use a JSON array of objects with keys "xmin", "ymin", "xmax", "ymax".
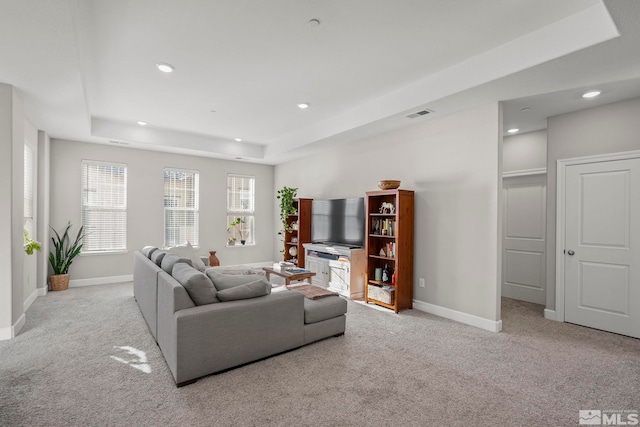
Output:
[
  {"xmin": 371, "ymin": 218, "xmax": 395, "ymax": 236},
  {"xmin": 378, "ymin": 242, "xmax": 396, "ymax": 258}
]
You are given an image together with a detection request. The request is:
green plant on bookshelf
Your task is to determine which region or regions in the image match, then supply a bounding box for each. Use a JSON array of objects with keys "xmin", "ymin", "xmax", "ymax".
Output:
[{"xmin": 276, "ymin": 186, "xmax": 298, "ymax": 233}]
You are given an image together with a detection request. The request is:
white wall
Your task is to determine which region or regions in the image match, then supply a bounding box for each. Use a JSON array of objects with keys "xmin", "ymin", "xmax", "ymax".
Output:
[
  {"xmin": 37, "ymin": 131, "xmax": 50, "ymax": 293},
  {"xmin": 50, "ymin": 139, "xmax": 275, "ymax": 281},
  {"xmin": 23, "ymin": 119, "xmax": 38, "ymax": 307},
  {"xmin": 546, "ymin": 96, "xmax": 640, "ymax": 310},
  {"xmin": 275, "ymin": 103, "xmax": 502, "ymax": 323},
  {"xmin": 0, "ymin": 83, "xmax": 25, "ymax": 339},
  {"xmin": 503, "ymin": 130, "xmax": 547, "ymax": 173}
]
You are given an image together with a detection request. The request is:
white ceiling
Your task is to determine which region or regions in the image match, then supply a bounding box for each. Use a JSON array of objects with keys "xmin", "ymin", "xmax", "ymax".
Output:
[{"xmin": 1, "ymin": 0, "xmax": 639, "ymax": 164}]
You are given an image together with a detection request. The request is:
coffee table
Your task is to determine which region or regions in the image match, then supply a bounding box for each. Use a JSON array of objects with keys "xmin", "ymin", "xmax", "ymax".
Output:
[{"xmin": 262, "ymin": 267, "xmax": 316, "ymax": 286}]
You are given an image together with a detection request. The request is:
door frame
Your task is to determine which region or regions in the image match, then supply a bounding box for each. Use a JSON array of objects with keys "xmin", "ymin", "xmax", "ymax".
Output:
[{"xmin": 555, "ymin": 149, "xmax": 640, "ymax": 322}]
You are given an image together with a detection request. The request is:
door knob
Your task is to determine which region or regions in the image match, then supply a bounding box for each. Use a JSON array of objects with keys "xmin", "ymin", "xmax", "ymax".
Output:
[{"xmin": 567, "ymin": 250, "xmax": 575, "ymax": 256}]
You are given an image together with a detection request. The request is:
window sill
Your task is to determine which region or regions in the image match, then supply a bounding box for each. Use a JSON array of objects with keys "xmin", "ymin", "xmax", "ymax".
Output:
[
  {"xmin": 80, "ymin": 250, "xmax": 129, "ymax": 256},
  {"xmin": 226, "ymin": 243, "xmax": 255, "ymax": 248}
]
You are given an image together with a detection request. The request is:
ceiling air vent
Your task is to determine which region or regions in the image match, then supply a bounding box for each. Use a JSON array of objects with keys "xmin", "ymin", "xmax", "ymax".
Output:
[{"xmin": 406, "ymin": 109, "xmax": 433, "ymax": 119}]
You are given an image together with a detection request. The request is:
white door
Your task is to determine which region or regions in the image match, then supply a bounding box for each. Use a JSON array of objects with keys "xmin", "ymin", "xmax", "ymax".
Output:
[
  {"xmin": 564, "ymin": 158, "xmax": 640, "ymax": 338},
  {"xmin": 502, "ymin": 175, "xmax": 546, "ymax": 304}
]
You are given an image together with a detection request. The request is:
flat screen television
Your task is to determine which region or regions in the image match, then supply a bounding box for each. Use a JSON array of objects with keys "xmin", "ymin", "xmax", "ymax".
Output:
[{"xmin": 311, "ymin": 197, "xmax": 365, "ymax": 248}]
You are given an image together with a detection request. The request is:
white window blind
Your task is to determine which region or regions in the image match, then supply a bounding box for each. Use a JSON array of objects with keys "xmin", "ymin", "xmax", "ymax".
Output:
[
  {"xmin": 81, "ymin": 160, "xmax": 127, "ymax": 253},
  {"xmin": 164, "ymin": 168, "xmax": 199, "ymax": 247},
  {"xmin": 24, "ymin": 145, "xmax": 34, "ymax": 236},
  {"xmin": 226, "ymin": 174, "xmax": 255, "ymax": 245}
]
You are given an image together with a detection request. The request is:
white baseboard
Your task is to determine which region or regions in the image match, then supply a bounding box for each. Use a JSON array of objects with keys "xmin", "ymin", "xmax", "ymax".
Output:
[
  {"xmin": 413, "ymin": 299, "xmax": 503, "ymax": 333},
  {"xmin": 23, "ymin": 288, "xmax": 39, "ymax": 312},
  {"xmin": 0, "ymin": 313, "xmax": 26, "ymax": 341},
  {"xmin": 69, "ymin": 274, "xmax": 133, "ymax": 288},
  {"xmin": 544, "ymin": 309, "xmax": 558, "ymax": 321},
  {"xmin": 38, "ymin": 287, "xmax": 47, "ymax": 297}
]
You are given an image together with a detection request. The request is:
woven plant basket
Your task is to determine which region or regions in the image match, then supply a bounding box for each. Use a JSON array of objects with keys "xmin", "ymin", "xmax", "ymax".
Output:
[{"xmin": 50, "ymin": 274, "xmax": 70, "ymax": 291}]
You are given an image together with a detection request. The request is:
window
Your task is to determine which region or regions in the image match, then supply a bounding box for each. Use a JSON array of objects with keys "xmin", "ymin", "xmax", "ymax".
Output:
[
  {"xmin": 24, "ymin": 145, "xmax": 34, "ymax": 236},
  {"xmin": 227, "ymin": 174, "xmax": 255, "ymax": 245},
  {"xmin": 164, "ymin": 168, "xmax": 199, "ymax": 247},
  {"xmin": 81, "ymin": 160, "xmax": 127, "ymax": 253}
]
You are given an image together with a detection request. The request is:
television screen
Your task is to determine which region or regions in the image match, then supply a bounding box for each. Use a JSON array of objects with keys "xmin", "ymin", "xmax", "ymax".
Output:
[{"xmin": 311, "ymin": 197, "xmax": 365, "ymax": 248}]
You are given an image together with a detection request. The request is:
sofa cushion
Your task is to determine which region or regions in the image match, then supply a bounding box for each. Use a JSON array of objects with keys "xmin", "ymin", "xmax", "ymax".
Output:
[
  {"xmin": 207, "ymin": 271, "xmax": 270, "ymax": 291},
  {"xmin": 150, "ymin": 250, "xmax": 167, "ymax": 266},
  {"xmin": 168, "ymin": 242, "xmax": 206, "ymax": 272},
  {"xmin": 172, "ymin": 262, "xmax": 219, "ymax": 305},
  {"xmin": 141, "ymin": 246, "xmax": 158, "ymax": 258},
  {"xmin": 207, "ymin": 265, "xmax": 266, "ymax": 276},
  {"xmin": 216, "ymin": 280, "xmax": 271, "ymax": 302},
  {"xmin": 161, "ymin": 254, "xmax": 193, "ymax": 275},
  {"xmin": 303, "ymin": 296, "xmax": 347, "ymax": 324}
]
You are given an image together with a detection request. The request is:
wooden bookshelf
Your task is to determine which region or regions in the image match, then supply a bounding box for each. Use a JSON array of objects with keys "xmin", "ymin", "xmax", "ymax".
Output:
[
  {"xmin": 364, "ymin": 189, "xmax": 414, "ymax": 313},
  {"xmin": 283, "ymin": 198, "xmax": 312, "ymax": 267}
]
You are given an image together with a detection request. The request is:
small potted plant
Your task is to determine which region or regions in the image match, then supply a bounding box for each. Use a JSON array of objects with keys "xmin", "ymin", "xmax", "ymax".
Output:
[
  {"xmin": 49, "ymin": 222, "xmax": 85, "ymax": 291},
  {"xmin": 23, "ymin": 227, "xmax": 41, "ymax": 255},
  {"xmin": 227, "ymin": 217, "xmax": 246, "ymax": 245}
]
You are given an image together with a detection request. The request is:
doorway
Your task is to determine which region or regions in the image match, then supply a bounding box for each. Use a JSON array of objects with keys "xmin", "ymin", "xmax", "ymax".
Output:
[{"xmin": 502, "ymin": 174, "xmax": 546, "ymax": 304}]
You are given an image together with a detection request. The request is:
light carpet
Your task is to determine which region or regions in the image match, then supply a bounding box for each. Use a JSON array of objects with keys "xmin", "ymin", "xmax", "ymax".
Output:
[{"xmin": 1, "ymin": 283, "xmax": 639, "ymax": 426}]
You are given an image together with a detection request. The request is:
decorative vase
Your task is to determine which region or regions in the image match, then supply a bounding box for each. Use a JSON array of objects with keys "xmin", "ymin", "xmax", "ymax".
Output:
[
  {"xmin": 50, "ymin": 274, "xmax": 69, "ymax": 291},
  {"xmin": 241, "ymin": 240, "xmax": 246, "ymax": 245},
  {"xmin": 208, "ymin": 251, "xmax": 220, "ymax": 267}
]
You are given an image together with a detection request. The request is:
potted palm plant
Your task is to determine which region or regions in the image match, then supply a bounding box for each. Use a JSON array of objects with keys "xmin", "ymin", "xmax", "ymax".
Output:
[{"xmin": 49, "ymin": 222, "xmax": 85, "ymax": 291}]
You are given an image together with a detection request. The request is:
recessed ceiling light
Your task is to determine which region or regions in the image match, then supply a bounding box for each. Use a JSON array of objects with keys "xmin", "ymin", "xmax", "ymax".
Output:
[
  {"xmin": 507, "ymin": 128, "xmax": 519, "ymax": 134},
  {"xmin": 297, "ymin": 103, "xmax": 309, "ymax": 109},
  {"xmin": 137, "ymin": 121, "xmax": 147, "ymax": 126},
  {"xmin": 156, "ymin": 62, "xmax": 175, "ymax": 73},
  {"xmin": 521, "ymin": 107, "xmax": 531, "ymax": 112},
  {"xmin": 582, "ymin": 91, "xmax": 601, "ymax": 98},
  {"xmin": 235, "ymin": 138, "xmax": 243, "ymax": 142},
  {"xmin": 308, "ymin": 19, "xmax": 320, "ymax": 27}
]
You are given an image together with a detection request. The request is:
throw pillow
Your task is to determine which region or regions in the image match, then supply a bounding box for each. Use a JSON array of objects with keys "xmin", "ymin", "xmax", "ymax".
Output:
[
  {"xmin": 216, "ymin": 280, "xmax": 271, "ymax": 302},
  {"xmin": 168, "ymin": 242, "xmax": 206, "ymax": 272},
  {"xmin": 161, "ymin": 254, "xmax": 193, "ymax": 275},
  {"xmin": 141, "ymin": 246, "xmax": 158, "ymax": 258},
  {"xmin": 150, "ymin": 250, "xmax": 167, "ymax": 267},
  {"xmin": 207, "ymin": 271, "xmax": 272, "ymax": 291},
  {"xmin": 172, "ymin": 262, "xmax": 219, "ymax": 305}
]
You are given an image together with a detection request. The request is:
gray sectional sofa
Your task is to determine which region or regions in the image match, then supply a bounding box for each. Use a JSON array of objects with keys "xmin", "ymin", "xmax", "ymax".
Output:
[{"xmin": 133, "ymin": 248, "xmax": 347, "ymax": 386}]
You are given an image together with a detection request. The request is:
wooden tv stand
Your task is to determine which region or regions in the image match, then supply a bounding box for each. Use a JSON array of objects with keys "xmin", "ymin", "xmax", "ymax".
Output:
[{"xmin": 302, "ymin": 243, "xmax": 366, "ymax": 299}]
